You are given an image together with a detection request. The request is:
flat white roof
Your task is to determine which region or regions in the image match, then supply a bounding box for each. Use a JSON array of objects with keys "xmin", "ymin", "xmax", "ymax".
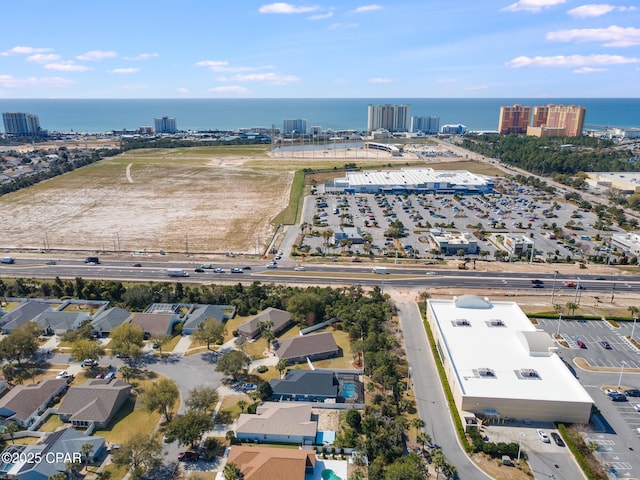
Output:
[
  {"xmin": 588, "ymin": 172, "xmax": 640, "ymax": 186},
  {"xmin": 428, "ymin": 296, "xmax": 593, "ymax": 403},
  {"xmin": 339, "ymin": 168, "xmax": 491, "ymax": 188}
]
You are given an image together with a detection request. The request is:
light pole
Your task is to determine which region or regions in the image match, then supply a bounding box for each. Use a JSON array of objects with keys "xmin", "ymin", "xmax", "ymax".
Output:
[
  {"xmin": 555, "ymin": 313, "xmax": 563, "ymax": 337},
  {"xmin": 573, "ymin": 277, "xmax": 580, "ymax": 304},
  {"xmin": 517, "ymin": 433, "xmax": 524, "ymax": 464},
  {"xmin": 551, "ymin": 270, "xmax": 558, "ymax": 305},
  {"xmin": 632, "ymin": 317, "xmax": 638, "ymax": 341},
  {"xmin": 617, "ymin": 361, "xmax": 627, "ymax": 388}
]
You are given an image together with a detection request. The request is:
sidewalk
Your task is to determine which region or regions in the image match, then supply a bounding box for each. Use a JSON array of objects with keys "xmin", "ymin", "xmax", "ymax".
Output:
[{"xmin": 172, "ymin": 335, "xmax": 193, "ymax": 355}]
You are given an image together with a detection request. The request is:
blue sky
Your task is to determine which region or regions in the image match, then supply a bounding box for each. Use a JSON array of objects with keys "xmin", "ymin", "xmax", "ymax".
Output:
[{"xmin": 1, "ymin": 1, "xmax": 638, "ymax": 98}]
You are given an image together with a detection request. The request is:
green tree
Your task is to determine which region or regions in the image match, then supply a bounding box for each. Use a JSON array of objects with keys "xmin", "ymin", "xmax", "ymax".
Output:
[
  {"xmin": 119, "ymin": 365, "xmax": 134, "ymax": 382},
  {"xmin": 49, "ymin": 472, "xmax": 68, "ymax": 480},
  {"xmin": 237, "ymin": 400, "xmax": 247, "ymax": 413},
  {"xmin": 109, "ymin": 323, "xmax": 145, "ymax": 363},
  {"xmin": 565, "ymin": 302, "xmax": 578, "ymax": 316},
  {"xmin": 0, "ymin": 322, "xmax": 41, "ymax": 365},
  {"xmin": 61, "ymin": 319, "xmax": 94, "ymax": 343},
  {"xmin": 215, "ymin": 350, "xmax": 250, "ymax": 379},
  {"xmin": 191, "ymin": 318, "xmax": 226, "ymax": 350},
  {"xmin": 628, "ymin": 305, "xmax": 639, "ymax": 318},
  {"xmin": 384, "ymin": 453, "xmax": 429, "ymax": 480},
  {"xmin": 411, "ymin": 417, "xmax": 425, "ymax": 437},
  {"xmin": 71, "ymin": 339, "xmax": 105, "ymax": 364},
  {"xmin": 258, "ymin": 320, "xmax": 275, "ymax": 351},
  {"xmin": 80, "ymin": 442, "xmax": 94, "ymax": 472},
  {"xmin": 276, "ymin": 358, "xmax": 288, "ymax": 378},
  {"xmin": 143, "ymin": 378, "xmax": 179, "ymax": 422},
  {"xmin": 255, "ymin": 382, "xmax": 273, "ymax": 401},
  {"xmin": 346, "ymin": 409, "xmax": 362, "ymax": 433},
  {"xmin": 164, "ymin": 410, "xmax": 212, "ymax": 448},
  {"xmin": 5, "ymin": 422, "xmax": 20, "ymax": 443},
  {"xmin": 185, "ymin": 386, "xmax": 219, "ymax": 412},
  {"xmin": 112, "ymin": 432, "xmax": 162, "ymax": 480},
  {"xmin": 222, "ymin": 462, "xmax": 242, "ymax": 480}
]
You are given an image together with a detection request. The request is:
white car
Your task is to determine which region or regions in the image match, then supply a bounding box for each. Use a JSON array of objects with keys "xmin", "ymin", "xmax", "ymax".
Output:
[
  {"xmin": 294, "ymin": 266, "xmax": 306, "ymax": 271},
  {"xmin": 426, "ymin": 271, "xmax": 436, "ymax": 276},
  {"xmin": 266, "ymin": 263, "xmax": 277, "ymax": 269},
  {"xmin": 634, "ymin": 404, "xmax": 640, "ymax": 412},
  {"xmin": 56, "ymin": 370, "xmax": 69, "ymax": 379},
  {"xmin": 537, "ymin": 429, "xmax": 550, "ymax": 443}
]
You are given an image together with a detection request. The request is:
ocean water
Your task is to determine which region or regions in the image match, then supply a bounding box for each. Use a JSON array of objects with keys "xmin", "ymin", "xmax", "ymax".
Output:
[{"xmin": 0, "ymin": 98, "xmax": 638, "ymax": 134}]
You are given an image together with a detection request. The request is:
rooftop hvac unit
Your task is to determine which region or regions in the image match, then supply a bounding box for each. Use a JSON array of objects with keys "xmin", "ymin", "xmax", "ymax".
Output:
[
  {"xmin": 478, "ymin": 368, "xmax": 494, "ymax": 377},
  {"xmin": 455, "ymin": 318, "xmax": 470, "ymax": 326},
  {"xmin": 520, "ymin": 368, "xmax": 538, "ymax": 378},
  {"xmin": 489, "ymin": 319, "xmax": 504, "ymax": 326}
]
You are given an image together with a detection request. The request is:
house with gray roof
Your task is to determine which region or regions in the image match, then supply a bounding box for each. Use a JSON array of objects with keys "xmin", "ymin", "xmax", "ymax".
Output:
[
  {"xmin": 91, "ymin": 307, "xmax": 132, "ymax": 337},
  {"xmin": 57, "ymin": 379, "xmax": 131, "ymax": 429},
  {"xmin": 270, "ymin": 370, "xmax": 339, "ymax": 403},
  {"xmin": 236, "ymin": 307, "xmax": 293, "ymax": 340},
  {"xmin": 274, "ymin": 332, "xmax": 339, "ymax": 365},
  {"xmin": 182, "ymin": 304, "xmax": 236, "ymax": 335},
  {"xmin": 0, "ymin": 379, "xmax": 68, "ymax": 428},
  {"xmin": 32, "ymin": 311, "xmax": 90, "ymax": 336},
  {"xmin": 131, "ymin": 312, "xmax": 180, "ymax": 337},
  {"xmin": 0, "ymin": 427, "xmax": 105, "ymax": 480},
  {"xmin": 0, "ymin": 300, "xmax": 50, "ymax": 334},
  {"xmin": 236, "ymin": 402, "xmax": 317, "ymax": 445}
]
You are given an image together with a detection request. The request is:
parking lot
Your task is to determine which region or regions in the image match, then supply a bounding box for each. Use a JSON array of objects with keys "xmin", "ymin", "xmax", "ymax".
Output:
[{"xmin": 301, "ymin": 176, "xmax": 611, "ymax": 262}]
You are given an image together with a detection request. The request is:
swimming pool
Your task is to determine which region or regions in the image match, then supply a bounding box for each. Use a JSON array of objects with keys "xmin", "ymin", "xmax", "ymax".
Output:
[
  {"xmin": 321, "ymin": 469, "xmax": 343, "ymax": 480},
  {"xmin": 342, "ymin": 382, "xmax": 356, "ymax": 400}
]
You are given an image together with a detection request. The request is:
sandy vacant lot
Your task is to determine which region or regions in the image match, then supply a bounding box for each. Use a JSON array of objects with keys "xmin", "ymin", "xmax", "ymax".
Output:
[{"xmin": 0, "ymin": 145, "xmax": 428, "ymax": 255}]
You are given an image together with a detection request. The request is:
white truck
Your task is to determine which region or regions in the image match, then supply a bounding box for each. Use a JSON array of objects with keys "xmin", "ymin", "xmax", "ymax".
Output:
[
  {"xmin": 0, "ymin": 257, "xmax": 15, "ymax": 264},
  {"xmin": 372, "ymin": 266, "xmax": 387, "ymax": 274},
  {"xmin": 167, "ymin": 268, "xmax": 189, "ymax": 277}
]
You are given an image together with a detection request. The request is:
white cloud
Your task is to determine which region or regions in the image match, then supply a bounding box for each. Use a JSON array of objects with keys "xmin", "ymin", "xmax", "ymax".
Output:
[
  {"xmin": 176, "ymin": 87, "xmax": 189, "ymax": 94},
  {"xmin": 567, "ymin": 4, "xmax": 636, "ymax": 18},
  {"xmin": 232, "ymin": 72, "xmax": 300, "ymax": 85},
  {"xmin": 76, "ymin": 50, "xmax": 117, "ymax": 61},
  {"xmin": 259, "ymin": 3, "xmax": 320, "ymax": 14},
  {"xmin": 506, "ymin": 53, "xmax": 639, "ymax": 67},
  {"xmin": 195, "ymin": 60, "xmax": 274, "ymax": 73},
  {"xmin": 208, "ymin": 85, "xmax": 250, "ymax": 94},
  {"xmin": 573, "ymin": 66, "xmax": 607, "ymax": 73},
  {"xmin": 464, "ymin": 85, "xmax": 489, "ymax": 91},
  {"xmin": 328, "ymin": 22, "xmax": 359, "ymax": 30},
  {"xmin": 26, "ymin": 53, "xmax": 61, "ymax": 64},
  {"xmin": 124, "ymin": 53, "xmax": 159, "ymax": 61},
  {"xmin": 1, "ymin": 46, "xmax": 53, "ymax": 56},
  {"xmin": 0, "ymin": 74, "xmax": 74, "ymax": 88},
  {"xmin": 502, "ymin": 0, "xmax": 566, "ymax": 13},
  {"xmin": 369, "ymin": 77, "xmax": 393, "ymax": 83},
  {"xmin": 109, "ymin": 68, "xmax": 140, "ymax": 74},
  {"xmin": 308, "ymin": 11, "xmax": 334, "ymax": 20},
  {"xmin": 547, "ymin": 26, "xmax": 640, "ymax": 47},
  {"xmin": 44, "ymin": 62, "xmax": 90, "ymax": 72},
  {"xmin": 351, "ymin": 5, "xmax": 382, "ymax": 13}
]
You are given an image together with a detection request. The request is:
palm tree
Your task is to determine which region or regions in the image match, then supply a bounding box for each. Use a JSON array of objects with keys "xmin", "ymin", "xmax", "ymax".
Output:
[
  {"xmin": 276, "ymin": 358, "xmax": 288, "ymax": 378},
  {"xmin": 5, "ymin": 422, "xmax": 20, "ymax": 444},
  {"xmin": 417, "ymin": 431, "xmax": 431, "ymax": 450},
  {"xmin": 223, "ymin": 461, "xmax": 243, "ymax": 480},
  {"xmin": 411, "ymin": 417, "xmax": 425, "ymax": 437},
  {"xmin": 566, "ymin": 302, "xmax": 578, "ymax": 316},
  {"xmin": 237, "ymin": 400, "xmax": 247, "ymax": 413},
  {"xmin": 80, "ymin": 443, "xmax": 94, "ymax": 473},
  {"xmin": 628, "ymin": 305, "xmax": 639, "ymax": 319}
]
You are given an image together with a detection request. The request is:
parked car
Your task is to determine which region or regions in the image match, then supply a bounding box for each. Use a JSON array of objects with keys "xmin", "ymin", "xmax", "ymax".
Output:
[
  {"xmin": 550, "ymin": 432, "xmax": 565, "ymax": 447},
  {"xmin": 600, "ymin": 341, "xmax": 612, "ymax": 349},
  {"xmin": 104, "ymin": 372, "xmax": 115, "ymax": 382},
  {"xmin": 624, "ymin": 389, "xmax": 640, "ymax": 397},
  {"xmin": 56, "ymin": 370, "xmax": 70, "ymax": 379},
  {"xmin": 178, "ymin": 451, "xmax": 199, "ymax": 462},
  {"xmin": 81, "ymin": 359, "xmax": 98, "ymax": 367},
  {"xmin": 611, "ymin": 393, "xmax": 627, "ymax": 402},
  {"xmin": 537, "ymin": 429, "xmax": 550, "ymax": 443},
  {"xmin": 633, "ymin": 404, "xmax": 640, "ymax": 412},
  {"xmin": 576, "ymin": 340, "xmax": 586, "ymax": 349}
]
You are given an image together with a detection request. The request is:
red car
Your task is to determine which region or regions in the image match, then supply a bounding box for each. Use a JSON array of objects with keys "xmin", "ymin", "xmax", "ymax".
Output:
[{"xmin": 577, "ymin": 340, "xmax": 586, "ymax": 349}]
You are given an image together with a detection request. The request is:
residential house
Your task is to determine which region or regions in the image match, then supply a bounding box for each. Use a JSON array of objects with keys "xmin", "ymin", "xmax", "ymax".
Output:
[
  {"xmin": 91, "ymin": 307, "xmax": 132, "ymax": 337},
  {"xmin": 182, "ymin": 304, "xmax": 235, "ymax": 335},
  {"xmin": 236, "ymin": 402, "xmax": 317, "ymax": 445},
  {"xmin": 225, "ymin": 446, "xmax": 315, "ymax": 480},
  {"xmin": 57, "ymin": 379, "xmax": 131, "ymax": 429},
  {"xmin": 270, "ymin": 370, "xmax": 339, "ymax": 403},
  {"xmin": 0, "ymin": 379, "xmax": 68, "ymax": 428},
  {"xmin": 32, "ymin": 311, "xmax": 91, "ymax": 336},
  {"xmin": 131, "ymin": 312, "xmax": 180, "ymax": 338},
  {"xmin": 0, "ymin": 300, "xmax": 50, "ymax": 334},
  {"xmin": 236, "ymin": 308, "xmax": 292, "ymax": 339},
  {"xmin": 0, "ymin": 428, "xmax": 105, "ymax": 480},
  {"xmin": 274, "ymin": 332, "xmax": 339, "ymax": 365}
]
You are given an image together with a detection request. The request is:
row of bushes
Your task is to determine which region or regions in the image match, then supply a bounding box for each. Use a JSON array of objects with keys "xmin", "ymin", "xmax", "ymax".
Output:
[
  {"xmin": 467, "ymin": 427, "xmax": 520, "ymax": 458},
  {"xmin": 556, "ymin": 424, "xmax": 607, "ymax": 480}
]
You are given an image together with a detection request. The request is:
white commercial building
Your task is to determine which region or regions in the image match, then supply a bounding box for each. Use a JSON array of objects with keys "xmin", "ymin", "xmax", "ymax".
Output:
[
  {"xmin": 428, "ymin": 229, "xmax": 478, "ymax": 255},
  {"xmin": 426, "ymin": 295, "xmax": 593, "ymax": 424},
  {"xmin": 329, "ymin": 168, "xmax": 494, "ymax": 195},
  {"xmin": 611, "ymin": 233, "xmax": 640, "ymax": 256},
  {"xmin": 503, "ymin": 234, "xmax": 534, "ymax": 256}
]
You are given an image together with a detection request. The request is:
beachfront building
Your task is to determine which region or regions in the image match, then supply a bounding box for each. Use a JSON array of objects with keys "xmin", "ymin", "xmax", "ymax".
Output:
[
  {"xmin": 2, "ymin": 112, "xmax": 44, "ymax": 136},
  {"xmin": 367, "ymin": 104, "xmax": 410, "ymax": 133},
  {"xmin": 440, "ymin": 124, "xmax": 467, "ymax": 135},
  {"xmin": 283, "ymin": 119, "xmax": 307, "ymax": 135},
  {"xmin": 328, "ymin": 168, "xmax": 494, "ymax": 195},
  {"xmin": 411, "ymin": 115, "xmax": 440, "ymax": 134},
  {"xmin": 532, "ymin": 104, "xmax": 586, "ymax": 137},
  {"xmin": 585, "ymin": 172, "xmax": 640, "ymax": 194},
  {"xmin": 498, "ymin": 105, "xmax": 531, "ymax": 135},
  {"xmin": 426, "ymin": 295, "xmax": 593, "ymax": 423},
  {"xmin": 154, "ymin": 116, "xmax": 177, "ymax": 134}
]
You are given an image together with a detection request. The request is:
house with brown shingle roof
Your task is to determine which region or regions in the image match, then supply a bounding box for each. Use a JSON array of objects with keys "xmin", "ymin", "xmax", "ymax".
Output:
[
  {"xmin": 235, "ymin": 402, "xmax": 317, "ymax": 445},
  {"xmin": 57, "ymin": 379, "xmax": 131, "ymax": 429},
  {"xmin": 274, "ymin": 332, "xmax": 339, "ymax": 365},
  {"xmin": 226, "ymin": 446, "xmax": 316, "ymax": 480},
  {"xmin": 0, "ymin": 379, "xmax": 68, "ymax": 428},
  {"xmin": 236, "ymin": 307, "xmax": 292, "ymax": 339},
  {"xmin": 131, "ymin": 312, "xmax": 180, "ymax": 337}
]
